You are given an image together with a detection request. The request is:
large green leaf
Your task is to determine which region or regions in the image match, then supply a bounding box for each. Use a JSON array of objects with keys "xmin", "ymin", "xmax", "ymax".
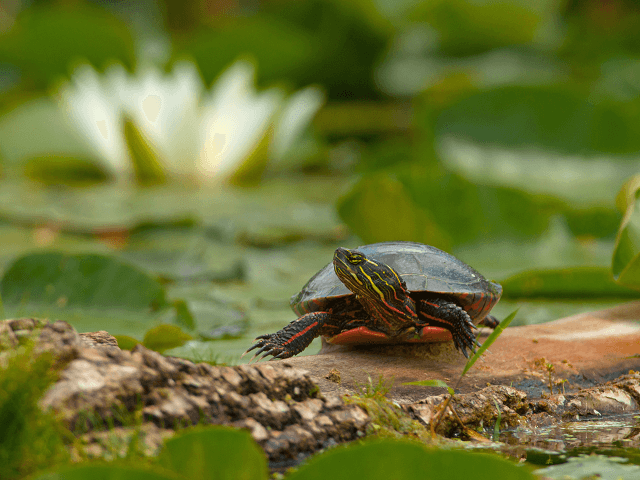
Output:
[
  {"xmin": 157, "ymin": 427, "xmax": 268, "ymax": 480},
  {"xmin": 0, "ymin": 252, "xmax": 169, "ymax": 336},
  {"xmin": 1, "ymin": 252, "xmax": 166, "ymax": 310},
  {"xmin": 287, "ymin": 439, "xmax": 535, "ymax": 480},
  {"xmin": 0, "ymin": 4, "xmax": 135, "ymax": 87},
  {"xmin": 32, "ymin": 465, "xmax": 181, "ymax": 480}
]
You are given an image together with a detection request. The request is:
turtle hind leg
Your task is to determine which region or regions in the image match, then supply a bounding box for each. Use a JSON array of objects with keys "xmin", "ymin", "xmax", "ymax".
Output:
[
  {"xmin": 479, "ymin": 314, "xmax": 500, "ymax": 329},
  {"xmin": 244, "ymin": 312, "xmax": 329, "ymax": 361},
  {"xmin": 416, "ymin": 298, "xmax": 479, "ymax": 358}
]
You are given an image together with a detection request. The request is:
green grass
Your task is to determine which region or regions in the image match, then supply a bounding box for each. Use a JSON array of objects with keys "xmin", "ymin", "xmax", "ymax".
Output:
[{"xmin": 0, "ymin": 346, "xmax": 69, "ymax": 479}]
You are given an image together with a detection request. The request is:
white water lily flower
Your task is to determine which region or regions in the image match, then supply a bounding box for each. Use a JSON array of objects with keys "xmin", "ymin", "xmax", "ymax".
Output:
[
  {"xmin": 198, "ymin": 60, "xmax": 283, "ymax": 179},
  {"xmin": 270, "ymin": 85, "xmax": 325, "ymax": 165},
  {"xmin": 58, "ymin": 60, "xmax": 324, "ymax": 183},
  {"xmin": 59, "ymin": 64, "xmax": 131, "ymax": 177},
  {"xmin": 107, "ymin": 62, "xmax": 203, "ymax": 177}
]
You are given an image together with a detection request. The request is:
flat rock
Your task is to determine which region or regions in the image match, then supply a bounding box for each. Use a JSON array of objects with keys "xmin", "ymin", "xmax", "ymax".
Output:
[{"xmin": 274, "ymin": 301, "xmax": 640, "ymax": 403}]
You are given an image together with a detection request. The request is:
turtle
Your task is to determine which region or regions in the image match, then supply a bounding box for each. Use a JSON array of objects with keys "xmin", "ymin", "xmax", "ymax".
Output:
[{"xmin": 245, "ymin": 241, "xmax": 502, "ymax": 361}]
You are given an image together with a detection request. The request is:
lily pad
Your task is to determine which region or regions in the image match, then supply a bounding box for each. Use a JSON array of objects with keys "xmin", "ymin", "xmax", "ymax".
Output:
[
  {"xmin": 0, "ymin": 252, "xmax": 169, "ymax": 336},
  {"xmin": 501, "ymin": 267, "xmax": 640, "ymax": 298},
  {"xmin": 157, "ymin": 426, "xmax": 268, "ymax": 480},
  {"xmin": 31, "ymin": 465, "xmax": 181, "ymax": 480},
  {"xmin": 287, "ymin": 439, "xmax": 535, "ymax": 480},
  {"xmin": 143, "ymin": 324, "xmax": 193, "ymax": 354}
]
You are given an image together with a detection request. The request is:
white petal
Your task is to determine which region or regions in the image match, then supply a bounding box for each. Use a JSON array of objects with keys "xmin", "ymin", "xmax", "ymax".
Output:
[
  {"xmin": 271, "ymin": 85, "xmax": 325, "ymax": 162},
  {"xmin": 59, "ymin": 64, "xmax": 131, "ymax": 176}
]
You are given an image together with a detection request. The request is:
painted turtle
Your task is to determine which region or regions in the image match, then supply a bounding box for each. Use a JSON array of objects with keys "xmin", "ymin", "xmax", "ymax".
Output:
[{"xmin": 245, "ymin": 241, "xmax": 502, "ymax": 361}]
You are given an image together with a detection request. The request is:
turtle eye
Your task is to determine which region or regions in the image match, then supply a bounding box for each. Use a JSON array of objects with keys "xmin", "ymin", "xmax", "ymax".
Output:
[{"xmin": 349, "ymin": 253, "xmax": 364, "ymax": 265}]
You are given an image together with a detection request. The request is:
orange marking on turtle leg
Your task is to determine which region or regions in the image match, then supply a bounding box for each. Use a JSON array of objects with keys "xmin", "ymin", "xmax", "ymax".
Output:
[{"xmin": 283, "ymin": 321, "xmax": 319, "ymax": 345}]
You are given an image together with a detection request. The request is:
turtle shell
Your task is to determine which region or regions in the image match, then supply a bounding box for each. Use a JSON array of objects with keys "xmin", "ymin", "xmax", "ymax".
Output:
[{"xmin": 291, "ymin": 241, "xmax": 502, "ymax": 337}]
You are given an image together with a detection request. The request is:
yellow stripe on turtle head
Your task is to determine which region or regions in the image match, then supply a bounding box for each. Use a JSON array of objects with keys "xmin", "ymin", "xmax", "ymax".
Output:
[{"xmin": 358, "ymin": 265, "xmax": 385, "ymax": 301}]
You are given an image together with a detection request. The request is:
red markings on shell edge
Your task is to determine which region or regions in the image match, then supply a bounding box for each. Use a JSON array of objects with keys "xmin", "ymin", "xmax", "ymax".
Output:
[
  {"xmin": 326, "ymin": 325, "xmax": 451, "ymax": 345},
  {"xmin": 283, "ymin": 321, "xmax": 319, "ymax": 345}
]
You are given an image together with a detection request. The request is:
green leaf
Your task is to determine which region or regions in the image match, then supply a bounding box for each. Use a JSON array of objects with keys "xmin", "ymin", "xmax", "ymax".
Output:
[
  {"xmin": 0, "ymin": 4, "xmax": 135, "ymax": 87},
  {"xmin": 286, "ymin": 439, "xmax": 535, "ymax": 480},
  {"xmin": 500, "ymin": 267, "xmax": 640, "ymax": 298},
  {"xmin": 612, "ymin": 185, "xmax": 640, "ymax": 291},
  {"xmin": 157, "ymin": 426, "xmax": 268, "ymax": 480},
  {"xmin": 401, "ymin": 379, "xmax": 454, "ymax": 395},
  {"xmin": 31, "ymin": 465, "xmax": 181, "ymax": 480},
  {"xmin": 615, "ymin": 174, "xmax": 640, "ymax": 213},
  {"xmin": 462, "ymin": 309, "xmax": 518, "ymax": 376},
  {"xmin": 143, "ymin": 325, "xmax": 193, "ymax": 354},
  {"xmin": 1, "ymin": 252, "xmax": 166, "ymax": 311},
  {"xmin": 113, "ymin": 335, "xmax": 140, "ymax": 351}
]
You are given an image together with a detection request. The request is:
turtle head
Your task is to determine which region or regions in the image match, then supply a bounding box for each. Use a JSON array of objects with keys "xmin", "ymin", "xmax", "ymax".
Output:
[{"xmin": 333, "ymin": 247, "xmax": 409, "ymax": 301}]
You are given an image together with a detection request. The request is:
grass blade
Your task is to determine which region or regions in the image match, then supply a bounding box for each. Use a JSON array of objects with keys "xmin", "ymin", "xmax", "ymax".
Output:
[
  {"xmin": 462, "ymin": 309, "xmax": 518, "ymax": 376},
  {"xmin": 402, "ymin": 379, "xmax": 455, "ymax": 396}
]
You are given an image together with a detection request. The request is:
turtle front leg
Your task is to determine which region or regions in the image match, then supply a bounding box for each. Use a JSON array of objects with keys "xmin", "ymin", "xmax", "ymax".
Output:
[
  {"xmin": 244, "ymin": 312, "xmax": 329, "ymax": 361},
  {"xmin": 416, "ymin": 298, "xmax": 479, "ymax": 358}
]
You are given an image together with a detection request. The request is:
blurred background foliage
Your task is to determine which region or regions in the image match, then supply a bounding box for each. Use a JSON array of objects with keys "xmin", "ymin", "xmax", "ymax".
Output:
[{"xmin": 0, "ymin": 0, "xmax": 639, "ymax": 362}]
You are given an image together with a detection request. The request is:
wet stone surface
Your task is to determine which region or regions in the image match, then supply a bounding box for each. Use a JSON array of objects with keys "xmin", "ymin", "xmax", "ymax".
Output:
[
  {"xmin": 406, "ymin": 373, "xmax": 640, "ymax": 440},
  {"xmin": 0, "ymin": 319, "xmax": 369, "ymax": 463}
]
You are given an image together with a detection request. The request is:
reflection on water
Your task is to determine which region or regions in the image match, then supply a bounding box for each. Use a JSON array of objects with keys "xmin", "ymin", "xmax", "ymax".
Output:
[{"xmin": 502, "ymin": 414, "xmax": 640, "ymax": 452}]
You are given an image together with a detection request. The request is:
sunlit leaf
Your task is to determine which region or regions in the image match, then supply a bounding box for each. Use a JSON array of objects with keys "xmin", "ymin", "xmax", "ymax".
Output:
[
  {"xmin": 113, "ymin": 335, "xmax": 140, "ymax": 351},
  {"xmin": 501, "ymin": 267, "xmax": 639, "ymax": 298},
  {"xmin": 287, "ymin": 438, "xmax": 535, "ymax": 480},
  {"xmin": 615, "ymin": 174, "xmax": 640, "ymax": 213},
  {"xmin": 612, "ymin": 187, "xmax": 640, "ymax": 291},
  {"xmin": 157, "ymin": 426, "xmax": 268, "ymax": 480}
]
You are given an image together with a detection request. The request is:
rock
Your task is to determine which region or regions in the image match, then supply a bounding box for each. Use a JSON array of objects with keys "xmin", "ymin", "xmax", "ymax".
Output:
[
  {"xmin": 404, "ymin": 373, "xmax": 640, "ymax": 437},
  {"xmin": 0, "ymin": 319, "xmax": 370, "ymax": 464},
  {"xmin": 273, "ymin": 301, "xmax": 640, "ymax": 403}
]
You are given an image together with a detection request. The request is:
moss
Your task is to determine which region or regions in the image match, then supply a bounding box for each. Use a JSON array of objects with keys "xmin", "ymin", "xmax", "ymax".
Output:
[{"xmin": 344, "ymin": 393, "xmax": 432, "ymax": 442}]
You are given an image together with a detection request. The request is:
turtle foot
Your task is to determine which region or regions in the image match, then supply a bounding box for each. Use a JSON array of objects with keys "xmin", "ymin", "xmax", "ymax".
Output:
[
  {"xmin": 243, "ymin": 312, "xmax": 328, "ymax": 362},
  {"xmin": 417, "ymin": 298, "xmax": 479, "ymax": 358}
]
